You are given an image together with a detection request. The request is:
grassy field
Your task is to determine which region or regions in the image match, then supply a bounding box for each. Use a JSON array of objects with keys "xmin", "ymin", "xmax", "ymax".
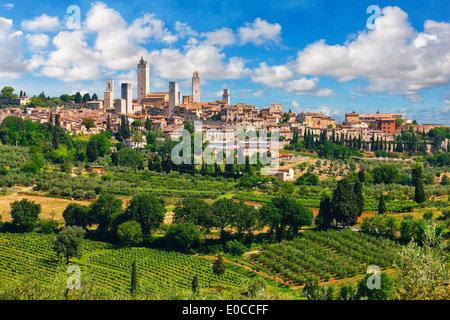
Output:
[{"xmin": 0, "ymin": 192, "xmax": 92, "ymax": 223}]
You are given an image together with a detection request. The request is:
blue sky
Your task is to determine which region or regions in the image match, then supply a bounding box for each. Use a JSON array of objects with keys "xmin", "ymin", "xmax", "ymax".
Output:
[{"xmin": 1, "ymin": 0, "xmax": 449, "ymax": 124}]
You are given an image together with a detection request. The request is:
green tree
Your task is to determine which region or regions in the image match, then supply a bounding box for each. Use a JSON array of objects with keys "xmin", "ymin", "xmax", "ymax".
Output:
[
  {"xmin": 92, "ymin": 93, "xmax": 99, "ymax": 101},
  {"xmin": 117, "ymin": 221, "xmax": 143, "ymax": 246},
  {"xmin": 372, "ymin": 164, "xmax": 400, "ymax": 184},
  {"xmin": 110, "ymin": 152, "xmax": 119, "ymax": 166},
  {"xmin": 414, "ymin": 177, "xmax": 426, "ymax": 207},
  {"xmin": 82, "ymin": 93, "xmax": 91, "ymax": 103},
  {"xmin": 211, "ymin": 198, "xmax": 234, "ymax": 240},
  {"xmin": 166, "ymin": 222, "xmax": 202, "ymax": 253},
  {"xmin": 131, "ymin": 120, "xmax": 143, "ymax": 130},
  {"xmin": 191, "ymin": 275, "xmax": 199, "ymax": 296},
  {"xmin": 411, "ymin": 162, "xmax": 423, "ymax": 187},
  {"xmin": 90, "ymin": 193, "xmax": 123, "ymax": 233},
  {"xmin": 378, "ymin": 192, "xmax": 386, "ymax": 215},
  {"xmin": 212, "ymin": 254, "xmax": 226, "ymax": 287},
  {"xmin": 81, "ymin": 117, "xmax": 96, "ymax": 131},
  {"xmin": 331, "ymin": 177, "xmax": 359, "ymax": 226},
  {"xmin": 62, "ymin": 203, "xmax": 92, "ymax": 231},
  {"xmin": 0, "ymin": 86, "xmax": 17, "ymax": 98},
  {"xmin": 316, "ymin": 194, "xmax": 333, "ymax": 229},
  {"xmin": 86, "ymin": 140, "xmax": 99, "ymax": 162},
  {"xmin": 74, "ymin": 92, "xmax": 82, "ymax": 103},
  {"xmin": 260, "ymin": 195, "xmax": 313, "ymax": 240},
  {"xmin": 173, "ymin": 198, "xmax": 210, "ymax": 225},
  {"xmin": 303, "ymin": 277, "xmax": 334, "ymax": 300},
  {"xmin": 355, "ymin": 272, "xmax": 393, "ymax": 300},
  {"xmin": 338, "ymin": 283, "xmax": 355, "ymax": 300},
  {"xmin": 53, "ymin": 226, "xmax": 86, "ymax": 264},
  {"xmin": 10, "ymin": 199, "xmax": 41, "ymax": 232},
  {"xmin": 354, "ymin": 178, "xmax": 364, "ymax": 218},
  {"xmin": 123, "ymin": 193, "xmax": 165, "ymax": 236},
  {"xmin": 90, "ymin": 131, "xmax": 111, "ymax": 157},
  {"xmin": 394, "ymin": 220, "xmax": 449, "ymax": 299},
  {"xmin": 358, "ymin": 168, "xmax": 366, "ymax": 183}
]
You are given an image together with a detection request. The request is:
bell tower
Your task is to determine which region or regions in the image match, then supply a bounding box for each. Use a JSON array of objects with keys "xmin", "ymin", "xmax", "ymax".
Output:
[
  {"xmin": 137, "ymin": 56, "xmax": 150, "ymax": 104},
  {"xmin": 192, "ymin": 71, "xmax": 200, "ymax": 103}
]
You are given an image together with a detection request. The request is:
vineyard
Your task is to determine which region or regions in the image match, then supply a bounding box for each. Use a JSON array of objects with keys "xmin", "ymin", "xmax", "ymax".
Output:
[
  {"xmin": 251, "ymin": 229, "xmax": 402, "ymax": 285},
  {"xmin": 0, "ymin": 232, "xmax": 249, "ymax": 293}
]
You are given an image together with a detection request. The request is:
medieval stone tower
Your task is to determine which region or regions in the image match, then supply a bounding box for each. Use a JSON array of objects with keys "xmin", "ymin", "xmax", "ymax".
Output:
[
  {"xmin": 222, "ymin": 89, "xmax": 230, "ymax": 105},
  {"xmin": 104, "ymin": 78, "xmax": 114, "ymax": 109},
  {"xmin": 192, "ymin": 71, "xmax": 200, "ymax": 103},
  {"xmin": 169, "ymin": 81, "xmax": 179, "ymax": 116},
  {"xmin": 137, "ymin": 56, "xmax": 150, "ymax": 104},
  {"xmin": 121, "ymin": 83, "xmax": 132, "ymax": 114}
]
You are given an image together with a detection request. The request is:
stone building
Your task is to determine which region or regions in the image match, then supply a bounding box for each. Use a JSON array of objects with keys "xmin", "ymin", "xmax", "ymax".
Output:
[
  {"xmin": 192, "ymin": 71, "xmax": 200, "ymax": 103},
  {"xmin": 137, "ymin": 57, "xmax": 150, "ymax": 104}
]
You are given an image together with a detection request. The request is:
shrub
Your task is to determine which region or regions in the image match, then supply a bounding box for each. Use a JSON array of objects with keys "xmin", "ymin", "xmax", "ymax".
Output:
[
  {"xmin": 224, "ymin": 240, "xmax": 247, "ymax": 256},
  {"xmin": 84, "ymin": 190, "xmax": 97, "ymax": 200},
  {"xmin": 117, "ymin": 221, "xmax": 143, "ymax": 246},
  {"xmin": 72, "ymin": 189, "xmax": 85, "ymax": 199},
  {"xmin": 38, "ymin": 219, "xmax": 59, "ymax": 234}
]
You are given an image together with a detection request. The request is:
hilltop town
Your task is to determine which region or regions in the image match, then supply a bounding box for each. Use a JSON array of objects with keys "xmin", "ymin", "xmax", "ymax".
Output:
[{"xmin": 1, "ymin": 57, "xmax": 449, "ymax": 160}]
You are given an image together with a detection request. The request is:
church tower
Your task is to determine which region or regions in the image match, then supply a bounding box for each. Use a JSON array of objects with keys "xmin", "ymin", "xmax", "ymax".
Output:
[
  {"xmin": 222, "ymin": 89, "xmax": 230, "ymax": 105},
  {"xmin": 192, "ymin": 71, "xmax": 200, "ymax": 103},
  {"xmin": 137, "ymin": 57, "xmax": 150, "ymax": 104},
  {"xmin": 104, "ymin": 78, "xmax": 114, "ymax": 109}
]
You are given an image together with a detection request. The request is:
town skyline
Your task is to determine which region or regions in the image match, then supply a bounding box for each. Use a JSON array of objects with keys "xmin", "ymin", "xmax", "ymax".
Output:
[{"xmin": 0, "ymin": 0, "xmax": 449, "ymax": 124}]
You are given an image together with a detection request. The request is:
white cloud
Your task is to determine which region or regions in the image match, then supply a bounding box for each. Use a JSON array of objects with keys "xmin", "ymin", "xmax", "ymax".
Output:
[
  {"xmin": 148, "ymin": 45, "xmax": 250, "ymax": 80},
  {"xmin": 41, "ymin": 30, "xmax": 102, "ymax": 82},
  {"xmin": 313, "ymin": 88, "xmax": 335, "ymax": 97},
  {"xmin": 32, "ymin": 2, "xmax": 247, "ymax": 83},
  {"xmin": 251, "ymin": 62, "xmax": 294, "ymax": 87},
  {"xmin": 0, "ymin": 17, "xmax": 30, "ymax": 78},
  {"xmin": 238, "ymin": 17, "xmax": 282, "ymax": 46},
  {"xmin": 251, "ymin": 62, "xmax": 335, "ymax": 97},
  {"xmin": 284, "ymin": 77, "xmax": 318, "ymax": 94},
  {"xmin": 174, "ymin": 21, "xmax": 198, "ymax": 38},
  {"xmin": 26, "ymin": 33, "xmax": 49, "ymax": 51},
  {"xmin": 21, "ymin": 14, "xmax": 60, "ymax": 32},
  {"xmin": 291, "ymin": 101, "xmax": 300, "ymax": 108},
  {"xmin": 201, "ymin": 27, "xmax": 236, "ymax": 47},
  {"xmin": 252, "ymin": 89, "xmax": 265, "ymax": 96},
  {"xmin": 1, "ymin": 3, "xmax": 13, "ymax": 10},
  {"xmin": 295, "ymin": 6, "xmax": 450, "ymax": 101}
]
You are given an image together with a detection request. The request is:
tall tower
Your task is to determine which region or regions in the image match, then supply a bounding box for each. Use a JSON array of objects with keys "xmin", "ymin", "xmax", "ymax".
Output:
[
  {"xmin": 104, "ymin": 79, "xmax": 114, "ymax": 109},
  {"xmin": 137, "ymin": 56, "xmax": 150, "ymax": 104},
  {"xmin": 192, "ymin": 71, "xmax": 200, "ymax": 103},
  {"xmin": 169, "ymin": 81, "xmax": 179, "ymax": 116},
  {"xmin": 121, "ymin": 83, "xmax": 132, "ymax": 114},
  {"xmin": 222, "ymin": 89, "xmax": 230, "ymax": 105}
]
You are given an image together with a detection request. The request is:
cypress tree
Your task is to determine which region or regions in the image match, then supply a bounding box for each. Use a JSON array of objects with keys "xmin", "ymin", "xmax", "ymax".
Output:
[
  {"xmin": 212, "ymin": 254, "xmax": 226, "ymax": 287},
  {"xmin": 358, "ymin": 168, "xmax": 366, "ymax": 183},
  {"xmin": 378, "ymin": 192, "xmax": 386, "ymax": 215},
  {"xmin": 86, "ymin": 140, "xmax": 98, "ymax": 162},
  {"xmin": 106, "ymin": 115, "xmax": 112, "ymax": 134},
  {"xmin": 414, "ymin": 178, "xmax": 426, "ymax": 208},
  {"xmin": 191, "ymin": 275, "xmax": 199, "ymax": 296},
  {"xmin": 354, "ymin": 178, "xmax": 364, "ymax": 218},
  {"xmin": 317, "ymin": 194, "xmax": 333, "ymax": 229}
]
